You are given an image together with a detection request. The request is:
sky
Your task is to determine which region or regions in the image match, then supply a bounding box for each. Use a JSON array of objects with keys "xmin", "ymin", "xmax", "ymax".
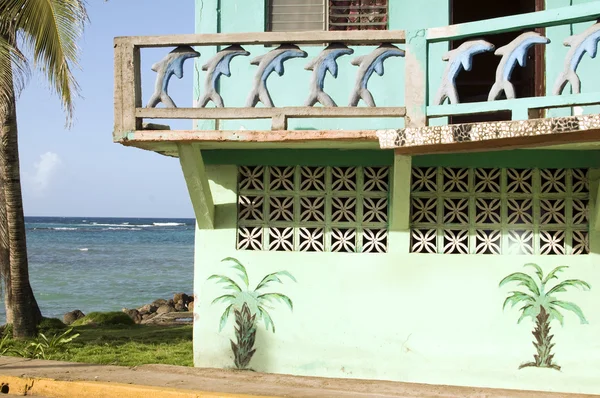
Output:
[{"xmin": 17, "ymin": 0, "xmax": 197, "ymax": 218}]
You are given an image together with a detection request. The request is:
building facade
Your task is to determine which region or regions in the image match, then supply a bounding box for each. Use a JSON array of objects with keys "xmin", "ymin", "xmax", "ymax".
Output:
[{"xmin": 114, "ymin": 0, "xmax": 600, "ymax": 394}]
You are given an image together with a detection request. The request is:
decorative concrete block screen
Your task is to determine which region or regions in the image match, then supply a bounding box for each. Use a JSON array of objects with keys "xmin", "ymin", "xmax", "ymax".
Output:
[
  {"xmin": 237, "ymin": 166, "xmax": 390, "ymax": 253},
  {"xmin": 410, "ymin": 167, "xmax": 589, "ymax": 255}
]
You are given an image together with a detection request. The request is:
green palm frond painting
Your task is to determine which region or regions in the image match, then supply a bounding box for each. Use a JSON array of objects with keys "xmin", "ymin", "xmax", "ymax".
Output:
[
  {"xmin": 500, "ymin": 263, "xmax": 590, "ymax": 371},
  {"xmin": 208, "ymin": 257, "xmax": 296, "ymax": 369}
]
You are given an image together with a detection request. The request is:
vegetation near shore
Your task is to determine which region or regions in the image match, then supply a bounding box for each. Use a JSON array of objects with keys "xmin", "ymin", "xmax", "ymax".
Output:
[{"xmin": 0, "ymin": 313, "xmax": 193, "ymax": 367}]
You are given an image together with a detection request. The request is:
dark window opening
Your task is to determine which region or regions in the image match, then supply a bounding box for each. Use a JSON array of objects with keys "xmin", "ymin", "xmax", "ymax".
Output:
[{"xmin": 449, "ymin": 0, "xmax": 545, "ymax": 124}]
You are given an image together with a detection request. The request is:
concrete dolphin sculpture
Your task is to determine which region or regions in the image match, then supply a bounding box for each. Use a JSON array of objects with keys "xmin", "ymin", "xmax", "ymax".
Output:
[
  {"xmin": 245, "ymin": 44, "xmax": 307, "ymax": 107},
  {"xmin": 147, "ymin": 45, "xmax": 200, "ymax": 108},
  {"xmin": 488, "ymin": 32, "xmax": 550, "ymax": 101},
  {"xmin": 553, "ymin": 22, "xmax": 600, "ymax": 95},
  {"xmin": 304, "ymin": 43, "xmax": 354, "ymax": 107},
  {"xmin": 348, "ymin": 44, "xmax": 405, "ymax": 107},
  {"xmin": 197, "ymin": 45, "xmax": 250, "ymax": 108},
  {"xmin": 434, "ymin": 40, "xmax": 495, "ymax": 105}
]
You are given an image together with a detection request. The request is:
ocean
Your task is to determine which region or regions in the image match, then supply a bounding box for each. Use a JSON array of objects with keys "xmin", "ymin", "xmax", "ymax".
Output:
[{"xmin": 0, "ymin": 217, "xmax": 195, "ymax": 323}]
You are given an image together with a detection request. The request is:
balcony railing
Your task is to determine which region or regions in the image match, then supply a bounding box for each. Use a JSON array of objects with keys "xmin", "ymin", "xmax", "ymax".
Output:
[{"xmin": 113, "ymin": 2, "xmax": 600, "ymax": 153}]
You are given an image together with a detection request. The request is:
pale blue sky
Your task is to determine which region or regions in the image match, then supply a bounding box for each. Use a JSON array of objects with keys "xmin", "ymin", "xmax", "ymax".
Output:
[{"xmin": 18, "ymin": 0, "xmax": 196, "ymax": 218}]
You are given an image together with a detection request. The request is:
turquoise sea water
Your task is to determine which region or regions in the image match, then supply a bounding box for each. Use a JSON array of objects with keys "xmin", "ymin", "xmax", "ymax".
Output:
[{"xmin": 0, "ymin": 217, "xmax": 195, "ymax": 323}]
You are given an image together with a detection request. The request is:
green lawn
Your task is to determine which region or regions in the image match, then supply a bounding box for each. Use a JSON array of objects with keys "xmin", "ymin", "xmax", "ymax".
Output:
[{"xmin": 2, "ymin": 322, "xmax": 194, "ymax": 367}]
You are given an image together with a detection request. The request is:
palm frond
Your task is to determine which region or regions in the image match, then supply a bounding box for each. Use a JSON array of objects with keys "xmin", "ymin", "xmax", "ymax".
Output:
[
  {"xmin": 211, "ymin": 294, "xmax": 236, "ymax": 305},
  {"xmin": 0, "ymin": 34, "xmax": 30, "ymax": 108},
  {"xmin": 541, "ymin": 266, "xmax": 568, "ymax": 287},
  {"xmin": 524, "ymin": 263, "xmax": 544, "ymax": 283},
  {"xmin": 254, "ymin": 270, "xmax": 296, "ymax": 291},
  {"xmin": 516, "ymin": 304, "xmax": 537, "ymax": 324},
  {"xmin": 207, "ymin": 274, "xmax": 242, "ymax": 292},
  {"xmin": 7, "ymin": 0, "xmax": 88, "ymax": 124},
  {"xmin": 546, "ymin": 279, "xmax": 591, "ymax": 295},
  {"xmin": 550, "ymin": 300, "xmax": 588, "ymax": 324},
  {"xmin": 221, "ymin": 257, "xmax": 249, "ymax": 288},
  {"xmin": 257, "ymin": 292, "xmax": 293, "ymax": 311},
  {"xmin": 257, "ymin": 305, "xmax": 275, "ymax": 333},
  {"xmin": 499, "ymin": 272, "xmax": 541, "ymax": 296},
  {"xmin": 502, "ymin": 291, "xmax": 535, "ymax": 311},
  {"xmin": 218, "ymin": 304, "xmax": 234, "ymax": 332},
  {"xmin": 547, "ymin": 306, "xmax": 565, "ymax": 326}
]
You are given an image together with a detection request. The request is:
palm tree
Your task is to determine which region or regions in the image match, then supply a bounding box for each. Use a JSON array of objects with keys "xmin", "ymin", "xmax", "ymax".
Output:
[
  {"xmin": 500, "ymin": 263, "xmax": 591, "ymax": 370},
  {"xmin": 208, "ymin": 257, "xmax": 296, "ymax": 369},
  {"xmin": 0, "ymin": 0, "xmax": 88, "ymax": 338}
]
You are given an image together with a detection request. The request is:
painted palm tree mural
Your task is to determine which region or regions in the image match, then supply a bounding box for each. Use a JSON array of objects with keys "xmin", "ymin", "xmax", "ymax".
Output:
[
  {"xmin": 500, "ymin": 263, "xmax": 591, "ymax": 371},
  {"xmin": 208, "ymin": 257, "xmax": 296, "ymax": 369}
]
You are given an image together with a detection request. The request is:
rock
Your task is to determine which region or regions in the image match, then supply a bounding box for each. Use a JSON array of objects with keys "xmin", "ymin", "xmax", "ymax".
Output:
[
  {"xmin": 63, "ymin": 310, "xmax": 85, "ymax": 325},
  {"xmin": 152, "ymin": 299, "xmax": 167, "ymax": 307},
  {"xmin": 137, "ymin": 304, "xmax": 157, "ymax": 315},
  {"xmin": 187, "ymin": 301, "xmax": 194, "ymax": 312},
  {"xmin": 122, "ymin": 308, "xmax": 142, "ymax": 324},
  {"xmin": 173, "ymin": 293, "xmax": 191, "ymax": 305},
  {"xmin": 167, "ymin": 299, "xmax": 174, "ymax": 307},
  {"xmin": 141, "ymin": 313, "xmax": 156, "ymax": 321},
  {"xmin": 174, "ymin": 300, "xmax": 186, "ymax": 312},
  {"xmin": 156, "ymin": 304, "xmax": 175, "ymax": 314}
]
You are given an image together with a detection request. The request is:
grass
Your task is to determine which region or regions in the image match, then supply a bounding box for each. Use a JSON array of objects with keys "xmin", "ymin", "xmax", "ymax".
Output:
[
  {"xmin": 2, "ymin": 321, "xmax": 193, "ymax": 367},
  {"xmin": 71, "ymin": 312, "xmax": 135, "ymax": 327}
]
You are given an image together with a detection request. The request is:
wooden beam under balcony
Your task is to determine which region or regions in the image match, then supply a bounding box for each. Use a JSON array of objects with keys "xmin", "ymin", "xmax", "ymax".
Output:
[
  {"xmin": 115, "ymin": 29, "xmax": 405, "ymax": 48},
  {"xmin": 119, "ymin": 129, "xmax": 381, "ymax": 152}
]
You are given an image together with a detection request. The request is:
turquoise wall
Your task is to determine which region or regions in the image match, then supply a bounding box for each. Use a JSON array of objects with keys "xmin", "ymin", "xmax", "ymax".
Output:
[
  {"xmin": 546, "ymin": 0, "xmax": 600, "ymax": 117},
  {"xmin": 193, "ymin": 0, "xmax": 449, "ymax": 131}
]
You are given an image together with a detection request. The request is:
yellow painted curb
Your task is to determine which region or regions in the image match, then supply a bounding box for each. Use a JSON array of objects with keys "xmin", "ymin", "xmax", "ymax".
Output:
[{"xmin": 0, "ymin": 374, "xmax": 279, "ymax": 398}]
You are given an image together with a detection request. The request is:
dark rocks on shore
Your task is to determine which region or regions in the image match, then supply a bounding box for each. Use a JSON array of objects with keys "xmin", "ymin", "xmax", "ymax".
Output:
[
  {"xmin": 156, "ymin": 304, "xmax": 175, "ymax": 315},
  {"xmin": 125, "ymin": 292, "xmax": 194, "ymax": 324},
  {"xmin": 63, "ymin": 309, "xmax": 85, "ymax": 325},
  {"xmin": 123, "ymin": 308, "xmax": 142, "ymax": 324},
  {"xmin": 65, "ymin": 293, "xmax": 194, "ymax": 326}
]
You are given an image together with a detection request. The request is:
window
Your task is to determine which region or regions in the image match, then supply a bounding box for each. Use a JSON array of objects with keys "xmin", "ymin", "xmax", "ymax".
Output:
[
  {"xmin": 237, "ymin": 165, "xmax": 390, "ymax": 253},
  {"xmin": 410, "ymin": 167, "xmax": 589, "ymax": 255},
  {"xmin": 267, "ymin": 0, "xmax": 388, "ymax": 32}
]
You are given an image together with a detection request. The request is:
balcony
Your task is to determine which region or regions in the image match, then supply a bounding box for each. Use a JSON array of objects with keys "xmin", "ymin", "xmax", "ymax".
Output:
[{"xmin": 113, "ymin": 2, "xmax": 600, "ymax": 156}]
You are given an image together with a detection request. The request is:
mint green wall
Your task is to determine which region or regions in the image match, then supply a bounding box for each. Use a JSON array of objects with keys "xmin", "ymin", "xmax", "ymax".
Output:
[{"xmin": 192, "ymin": 163, "xmax": 600, "ymax": 394}]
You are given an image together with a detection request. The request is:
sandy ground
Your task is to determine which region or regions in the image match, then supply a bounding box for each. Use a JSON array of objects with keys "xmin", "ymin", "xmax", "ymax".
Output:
[{"xmin": 0, "ymin": 356, "xmax": 597, "ymax": 398}]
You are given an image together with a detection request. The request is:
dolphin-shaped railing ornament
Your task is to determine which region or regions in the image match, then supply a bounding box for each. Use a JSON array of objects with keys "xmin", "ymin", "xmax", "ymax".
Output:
[
  {"xmin": 147, "ymin": 45, "xmax": 200, "ymax": 108},
  {"xmin": 434, "ymin": 40, "xmax": 495, "ymax": 105},
  {"xmin": 245, "ymin": 44, "xmax": 307, "ymax": 108},
  {"xmin": 197, "ymin": 45, "xmax": 250, "ymax": 108},
  {"xmin": 304, "ymin": 43, "xmax": 354, "ymax": 107},
  {"xmin": 488, "ymin": 32, "xmax": 550, "ymax": 101},
  {"xmin": 553, "ymin": 22, "xmax": 600, "ymax": 95},
  {"xmin": 348, "ymin": 44, "xmax": 405, "ymax": 107}
]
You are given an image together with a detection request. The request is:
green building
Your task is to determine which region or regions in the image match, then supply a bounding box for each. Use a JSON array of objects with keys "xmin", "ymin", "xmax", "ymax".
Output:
[{"xmin": 114, "ymin": 0, "xmax": 600, "ymax": 394}]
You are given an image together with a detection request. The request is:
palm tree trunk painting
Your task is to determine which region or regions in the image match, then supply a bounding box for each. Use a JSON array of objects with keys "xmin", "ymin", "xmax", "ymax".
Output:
[
  {"xmin": 522, "ymin": 307, "xmax": 559, "ymax": 370},
  {"xmin": 231, "ymin": 303, "xmax": 257, "ymax": 369},
  {"xmin": 208, "ymin": 257, "xmax": 296, "ymax": 370},
  {"xmin": 500, "ymin": 263, "xmax": 590, "ymax": 371}
]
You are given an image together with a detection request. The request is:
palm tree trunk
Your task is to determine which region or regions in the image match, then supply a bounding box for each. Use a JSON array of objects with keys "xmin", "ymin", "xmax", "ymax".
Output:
[
  {"xmin": 519, "ymin": 307, "xmax": 561, "ymax": 371},
  {"xmin": 0, "ymin": 63, "xmax": 42, "ymax": 338},
  {"xmin": 231, "ymin": 303, "xmax": 257, "ymax": 369},
  {"xmin": 0, "ymin": 179, "xmax": 14, "ymax": 325}
]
